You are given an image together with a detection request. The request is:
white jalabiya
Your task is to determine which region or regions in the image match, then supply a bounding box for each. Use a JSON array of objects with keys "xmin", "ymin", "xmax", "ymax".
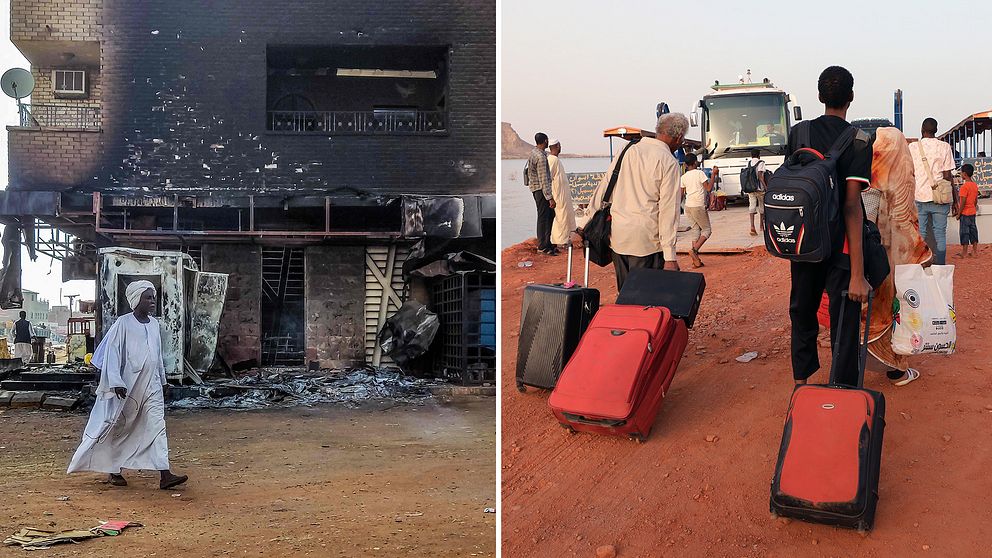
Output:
[
  {"xmin": 67, "ymin": 313, "xmax": 170, "ymax": 474},
  {"xmin": 548, "ymin": 154, "xmax": 576, "ymax": 246}
]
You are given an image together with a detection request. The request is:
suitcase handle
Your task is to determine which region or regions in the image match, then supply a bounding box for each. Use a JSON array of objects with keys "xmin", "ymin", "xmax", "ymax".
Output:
[
  {"xmin": 829, "ymin": 288, "xmax": 874, "ymax": 388},
  {"xmin": 565, "ymin": 242, "xmax": 592, "ymax": 287},
  {"xmin": 562, "ymin": 412, "xmax": 627, "ymax": 428}
]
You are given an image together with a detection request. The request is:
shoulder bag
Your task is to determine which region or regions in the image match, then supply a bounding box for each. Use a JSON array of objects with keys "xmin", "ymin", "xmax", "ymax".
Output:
[
  {"xmin": 917, "ymin": 142, "xmax": 953, "ymax": 205},
  {"xmin": 582, "ymin": 138, "xmax": 640, "ymax": 266}
]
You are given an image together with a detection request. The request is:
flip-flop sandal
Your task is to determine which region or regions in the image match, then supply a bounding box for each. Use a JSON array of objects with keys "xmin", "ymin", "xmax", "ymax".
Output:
[
  {"xmin": 108, "ymin": 474, "xmax": 127, "ymax": 487},
  {"xmin": 892, "ymin": 368, "xmax": 920, "ymax": 387},
  {"xmin": 749, "ymin": 230, "xmax": 758, "ymax": 236},
  {"xmin": 160, "ymin": 475, "xmax": 189, "ymax": 490}
]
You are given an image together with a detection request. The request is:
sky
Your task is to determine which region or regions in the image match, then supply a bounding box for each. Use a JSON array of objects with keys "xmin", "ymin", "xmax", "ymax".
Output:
[
  {"xmin": 1, "ymin": 2, "xmax": 93, "ymax": 308},
  {"xmin": 502, "ymin": 0, "xmax": 992, "ymax": 155}
]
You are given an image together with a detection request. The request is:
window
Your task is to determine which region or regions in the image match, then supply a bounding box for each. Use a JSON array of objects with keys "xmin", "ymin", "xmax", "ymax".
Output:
[
  {"xmin": 53, "ymin": 70, "xmax": 87, "ymax": 97},
  {"xmin": 266, "ymin": 45, "xmax": 448, "ymax": 135}
]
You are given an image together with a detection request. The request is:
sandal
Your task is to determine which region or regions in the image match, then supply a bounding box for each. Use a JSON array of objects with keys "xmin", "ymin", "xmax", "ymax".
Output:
[
  {"xmin": 108, "ymin": 473, "xmax": 127, "ymax": 487},
  {"xmin": 891, "ymin": 368, "xmax": 920, "ymax": 387}
]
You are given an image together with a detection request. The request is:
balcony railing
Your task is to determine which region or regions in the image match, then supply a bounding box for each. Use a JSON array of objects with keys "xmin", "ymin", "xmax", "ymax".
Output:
[
  {"xmin": 268, "ymin": 110, "xmax": 446, "ymax": 135},
  {"xmin": 18, "ymin": 103, "xmax": 101, "ymax": 130}
]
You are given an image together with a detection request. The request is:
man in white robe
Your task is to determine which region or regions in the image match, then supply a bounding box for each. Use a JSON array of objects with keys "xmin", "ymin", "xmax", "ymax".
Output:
[
  {"xmin": 68, "ymin": 280, "xmax": 188, "ymax": 489},
  {"xmin": 548, "ymin": 139, "xmax": 576, "ymax": 248}
]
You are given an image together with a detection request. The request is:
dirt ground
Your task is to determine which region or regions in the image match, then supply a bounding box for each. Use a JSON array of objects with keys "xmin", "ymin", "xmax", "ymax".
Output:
[
  {"xmin": 501, "ymin": 239, "xmax": 992, "ymax": 557},
  {"xmin": 0, "ymin": 397, "xmax": 495, "ymax": 557}
]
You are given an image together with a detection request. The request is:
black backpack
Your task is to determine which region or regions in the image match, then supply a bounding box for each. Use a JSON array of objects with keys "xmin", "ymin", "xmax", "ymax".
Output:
[
  {"xmin": 763, "ymin": 121, "xmax": 856, "ymax": 263},
  {"xmin": 740, "ymin": 161, "xmax": 761, "ymax": 194}
]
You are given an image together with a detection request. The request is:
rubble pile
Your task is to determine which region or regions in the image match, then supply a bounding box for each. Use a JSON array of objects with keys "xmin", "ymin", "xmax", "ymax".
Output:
[{"xmin": 170, "ymin": 367, "xmax": 440, "ymax": 410}]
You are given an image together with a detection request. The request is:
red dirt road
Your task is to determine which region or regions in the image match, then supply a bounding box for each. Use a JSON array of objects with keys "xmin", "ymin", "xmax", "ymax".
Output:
[{"xmin": 501, "ymin": 240, "xmax": 992, "ymax": 557}]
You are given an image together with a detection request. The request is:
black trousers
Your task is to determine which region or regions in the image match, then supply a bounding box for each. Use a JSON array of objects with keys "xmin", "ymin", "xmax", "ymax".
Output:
[
  {"xmin": 533, "ymin": 190, "xmax": 555, "ymax": 251},
  {"xmin": 612, "ymin": 251, "xmax": 664, "ymax": 292},
  {"xmin": 790, "ymin": 258, "xmax": 861, "ymax": 386}
]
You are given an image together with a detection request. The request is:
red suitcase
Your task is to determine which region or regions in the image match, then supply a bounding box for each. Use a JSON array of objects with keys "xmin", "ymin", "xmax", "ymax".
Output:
[
  {"xmin": 770, "ymin": 291, "xmax": 885, "ymax": 531},
  {"xmin": 548, "ymin": 305, "xmax": 689, "ymax": 442}
]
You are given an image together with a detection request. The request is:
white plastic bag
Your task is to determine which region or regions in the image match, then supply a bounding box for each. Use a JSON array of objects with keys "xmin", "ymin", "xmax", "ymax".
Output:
[{"xmin": 891, "ymin": 264, "xmax": 956, "ymax": 355}]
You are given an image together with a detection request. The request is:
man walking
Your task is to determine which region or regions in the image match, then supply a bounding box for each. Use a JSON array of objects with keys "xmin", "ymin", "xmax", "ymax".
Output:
[
  {"xmin": 527, "ymin": 133, "xmax": 557, "ymax": 255},
  {"xmin": 746, "ymin": 148, "xmax": 768, "ymax": 236},
  {"xmin": 13, "ymin": 311, "xmax": 33, "ymax": 363},
  {"xmin": 589, "ymin": 113, "xmax": 688, "ymax": 290},
  {"xmin": 68, "ymin": 280, "xmax": 188, "ymax": 490},
  {"xmin": 908, "ymin": 118, "xmax": 957, "ymax": 265},
  {"xmin": 548, "ymin": 139, "xmax": 576, "ymax": 250},
  {"xmin": 786, "ymin": 66, "xmax": 872, "ymax": 387}
]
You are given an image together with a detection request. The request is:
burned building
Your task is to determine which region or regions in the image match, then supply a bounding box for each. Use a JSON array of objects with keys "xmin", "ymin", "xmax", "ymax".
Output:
[{"xmin": 0, "ymin": 0, "xmax": 496, "ymax": 378}]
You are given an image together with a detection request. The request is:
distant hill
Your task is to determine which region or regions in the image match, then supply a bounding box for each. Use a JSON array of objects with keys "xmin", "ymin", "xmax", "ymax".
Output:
[
  {"xmin": 502, "ymin": 122, "xmax": 534, "ymax": 159},
  {"xmin": 501, "ymin": 122, "xmax": 603, "ymax": 159}
]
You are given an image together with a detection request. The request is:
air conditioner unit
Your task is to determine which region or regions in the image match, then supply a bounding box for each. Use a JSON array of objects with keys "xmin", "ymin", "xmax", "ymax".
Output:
[{"xmin": 53, "ymin": 69, "xmax": 87, "ymax": 97}]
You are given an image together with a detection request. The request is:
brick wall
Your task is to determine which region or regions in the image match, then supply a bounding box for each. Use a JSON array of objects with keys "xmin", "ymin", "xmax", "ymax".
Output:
[
  {"xmin": 201, "ymin": 244, "xmax": 261, "ymax": 366},
  {"xmin": 304, "ymin": 246, "xmax": 366, "ymax": 368},
  {"xmin": 30, "ymin": 67, "xmax": 102, "ymax": 109},
  {"xmin": 11, "ymin": 0, "xmax": 101, "ymax": 42},
  {"xmin": 91, "ymin": 0, "xmax": 494, "ymax": 196},
  {"xmin": 7, "ymin": 128, "xmax": 102, "ymax": 191}
]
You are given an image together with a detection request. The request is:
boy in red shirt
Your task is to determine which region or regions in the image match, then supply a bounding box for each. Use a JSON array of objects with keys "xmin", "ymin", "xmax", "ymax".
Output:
[{"xmin": 956, "ymin": 163, "xmax": 979, "ymax": 257}]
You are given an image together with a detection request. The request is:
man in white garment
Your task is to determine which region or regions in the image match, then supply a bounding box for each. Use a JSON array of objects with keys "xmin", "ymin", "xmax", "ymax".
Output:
[
  {"xmin": 68, "ymin": 280, "xmax": 188, "ymax": 489},
  {"xmin": 548, "ymin": 139, "xmax": 576, "ymax": 249}
]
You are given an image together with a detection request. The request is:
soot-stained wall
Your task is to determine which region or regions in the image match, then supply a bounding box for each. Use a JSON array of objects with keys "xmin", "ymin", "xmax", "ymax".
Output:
[{"xmin": 90, "ymin": 0, "xmax": 495, "ymax": 196}]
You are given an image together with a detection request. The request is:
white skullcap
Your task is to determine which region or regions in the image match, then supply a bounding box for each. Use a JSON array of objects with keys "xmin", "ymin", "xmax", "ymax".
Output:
[
  {"xmin": 125, "ymin": 280, "xmax": 156, "ymax": 310},
  {"xmin": 550, "ymin": 139, "xmax": 561, "ymax": 146}
]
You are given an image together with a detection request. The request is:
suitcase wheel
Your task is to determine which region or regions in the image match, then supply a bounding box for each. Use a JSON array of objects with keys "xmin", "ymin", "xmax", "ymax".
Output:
[
  {"xmin": 559, "ymin": 423, "xmax": 577, "ymax": 434},
  {"xmin": 630, "ymin": 433, "xmax": 647, "ymax": 444},
  {"xmin": 516, "ymin": 381, "xmax": 527, "ymax": 393}
]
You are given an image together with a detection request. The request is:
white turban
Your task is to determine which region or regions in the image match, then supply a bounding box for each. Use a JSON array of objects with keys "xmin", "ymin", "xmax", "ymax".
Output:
[
  {"xmin": 550, "ymin": 139, "xmax": 561, "ymax": 146},
  {"xmin": 125, "ymin": 280, "xmax": 156, "ymax": 310}
]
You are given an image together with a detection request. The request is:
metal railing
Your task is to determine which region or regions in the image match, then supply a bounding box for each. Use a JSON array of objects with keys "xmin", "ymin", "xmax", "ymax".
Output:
[
  {"xmin": 18, "ymin": 103, "xmax": 101, "ymax": 130},
  {"xmin": 268, "ymin": 110, "xmax": 446, "ymax": 134}
]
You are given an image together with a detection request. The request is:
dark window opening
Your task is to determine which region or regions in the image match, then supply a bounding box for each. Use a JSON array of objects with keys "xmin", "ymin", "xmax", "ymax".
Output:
[
  {"xmin": 260, "ymin": 247, "xmax": 305, "ymax": 365},
  {"xmin": 266, "ymin": 45, "xmax": 448, "ymax": 135}
]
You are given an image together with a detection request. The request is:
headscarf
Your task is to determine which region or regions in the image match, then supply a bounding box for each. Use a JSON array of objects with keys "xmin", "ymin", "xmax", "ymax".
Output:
[
  {"xmin": 125, "ymin": 280, "xmax": 156, "ymax": 310},
  {"xmin": 863, "ymin": 127, "xmax": 933, "ymax": 371}
]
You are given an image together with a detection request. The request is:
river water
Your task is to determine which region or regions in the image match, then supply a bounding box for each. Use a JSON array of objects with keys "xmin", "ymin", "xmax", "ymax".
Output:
[{"xmin": 501, "ymin": 157, "xmax": 611, "ymax": 248}]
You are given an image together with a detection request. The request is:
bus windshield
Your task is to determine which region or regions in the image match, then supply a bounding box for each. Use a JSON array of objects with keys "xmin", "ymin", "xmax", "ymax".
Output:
[{"xmin": 704, "ymin": 93, "xmax": 788, "ymax": 159}]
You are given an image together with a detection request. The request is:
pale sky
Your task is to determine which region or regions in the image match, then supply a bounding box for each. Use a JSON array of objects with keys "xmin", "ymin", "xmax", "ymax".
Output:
[
  {"xmin": 1, "ymin": 2, "xmax": 93, "ymax": 308},
  {"xmin": 502, "ymin": 0, "xmax": 992, "ymax": 155}
]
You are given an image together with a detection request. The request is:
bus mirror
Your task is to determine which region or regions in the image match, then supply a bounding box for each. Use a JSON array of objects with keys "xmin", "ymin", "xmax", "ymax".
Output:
[
  {"xmin": 690, "ymin": 111, "xmax": 699, "ymax": 127},
  {"xmin": 793, "ymin": 106, "xmax": 803, "ymax": 121}
]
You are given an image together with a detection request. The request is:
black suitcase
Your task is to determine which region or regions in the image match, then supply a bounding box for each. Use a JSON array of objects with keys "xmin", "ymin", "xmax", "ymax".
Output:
[
  {"xmin": 769, "ymin": 291, "xmax": 885, "ymax": 531},
  {"xmin": 516, "ymin": 245, "xmax": 599, "ymax": 391},
  {"xmin": 614, "ymin": 267, "xmax": 706, "ymax": 328}
]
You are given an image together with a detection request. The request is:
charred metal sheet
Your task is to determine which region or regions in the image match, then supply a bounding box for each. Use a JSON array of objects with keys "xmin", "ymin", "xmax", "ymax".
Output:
[
  {"xmin": 99, "ymin": 247, "xmax": 198, "ymax": 380},
  {"xmin": 186, "ymin": 272, "xmax": 228, "ymax": 375},
  {"xmin": 0, "ymin": 191, "xmax": 61, "ymax": 217},
  {"xmin": 402, "ymin": 197, "xmax": 469, "ymax": 239},
  {"xmin": 408, "ymin": 251, "xmax": 497, "ymax": 278},
  {"xmin": 0, "ymin": 225, "xmax": 23, "ymax": 309}
]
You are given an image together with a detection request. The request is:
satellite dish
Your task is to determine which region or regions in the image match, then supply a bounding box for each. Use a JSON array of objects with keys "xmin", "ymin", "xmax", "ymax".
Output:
[{"xmin": 2, "ymin": 68, "xmax": 34, "ymax": 99}]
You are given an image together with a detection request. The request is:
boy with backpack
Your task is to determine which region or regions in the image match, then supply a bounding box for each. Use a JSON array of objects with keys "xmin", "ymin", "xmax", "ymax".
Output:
[
  {"xmin": 741, "ymin": 148, "xmax": 767, "ymax": 235},
  {"xmin": 771, "ymin": 66, "xmax": 872, "ymax": 386}
]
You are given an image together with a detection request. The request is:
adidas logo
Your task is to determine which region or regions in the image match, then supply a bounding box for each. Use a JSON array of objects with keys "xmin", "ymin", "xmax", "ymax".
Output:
[{"xmin": 773, "ymin": 222, "xmax": 796, "ymax": 243}]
